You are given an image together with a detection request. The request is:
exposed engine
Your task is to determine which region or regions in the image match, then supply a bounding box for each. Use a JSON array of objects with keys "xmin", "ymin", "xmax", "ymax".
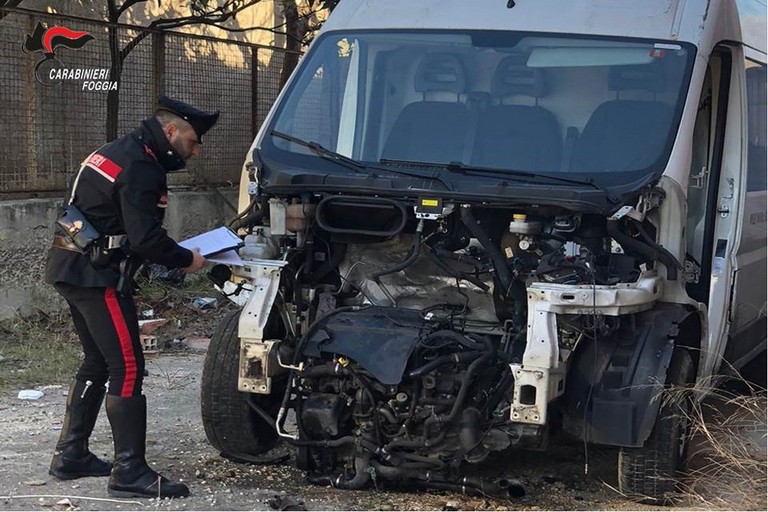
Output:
[{"xmin": 220, "ymin": 192, "xmax": 677, "ymax": 496}]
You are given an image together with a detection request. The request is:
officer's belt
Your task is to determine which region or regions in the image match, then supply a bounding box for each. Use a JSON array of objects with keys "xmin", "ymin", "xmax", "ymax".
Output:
[{"xmin": 52, "ymin": 234, "xmax": 127, "ymax": 253}]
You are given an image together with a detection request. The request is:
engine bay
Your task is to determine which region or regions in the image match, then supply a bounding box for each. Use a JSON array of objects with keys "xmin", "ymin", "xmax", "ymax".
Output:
[{"xmin": 215, "ymin": 191, "xmax": 677, "ymax": 496}]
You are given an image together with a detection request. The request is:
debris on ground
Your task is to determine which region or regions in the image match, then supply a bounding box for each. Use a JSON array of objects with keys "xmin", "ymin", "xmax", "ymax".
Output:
[
  {"xmin": 267, "ymin": 495, "xmax": 307, "ymax": 511},
  {"xmin": 139, "ymin": 335, "xmax": 160, "ymax": 358},
  {"xmin": 17, "ymin": 390, "xmax": 44, "ymax": 400},
  {"xmin": 220, "ymin": 451, "xmax": 291, "ymax": 465},
  {"xmin": 190, "ymin": 297, "xmax": 218, "ymax": 310},
  {"xmin": 182, "ymin": 336, "xmax": 211, "ymax": 353},
  {"xmin": 137, "ymin": 318, "xmax": 168, "ymax": 334},
  {"xmin": 52, "ymin": 497, "xmax": 78, "ymax": 511},
  {"xmin": 145, "ymin": 263, "xmax": 186, "ymax": 287}
]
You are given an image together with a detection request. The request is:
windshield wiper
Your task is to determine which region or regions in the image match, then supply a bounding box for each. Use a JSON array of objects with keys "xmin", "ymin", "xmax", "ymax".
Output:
[
  {"xmin": 444, "ymin": 161, "xmax": 611, "ymax": 196},
  {"xmin": 271, "ymin": 132, "xmax": 451, "ymax": 190},
  {"xmin": 270, "ymin": 130, "xmax": 365, "ymax": 173},
  {"xmin": 376, "ymin": 159, "xmax": 454, "ymax": 191}
]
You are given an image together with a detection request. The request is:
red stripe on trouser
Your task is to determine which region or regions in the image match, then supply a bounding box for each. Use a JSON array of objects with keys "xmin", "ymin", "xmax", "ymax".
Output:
[{"xmin": 104, "ymin": 288, "xmax": 137, "ymax": 397}]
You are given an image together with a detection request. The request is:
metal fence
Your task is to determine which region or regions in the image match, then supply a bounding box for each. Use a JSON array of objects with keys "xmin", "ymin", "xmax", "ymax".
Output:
[{"xmin": 0, "ymin": 7, "xmax": 298, "ymax": 195}]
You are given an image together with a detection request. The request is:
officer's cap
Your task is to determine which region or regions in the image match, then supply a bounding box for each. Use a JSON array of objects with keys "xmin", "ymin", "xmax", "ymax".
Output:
[{"xmin": 156, "ymin": 95, "xmax": 220, "ymax": 143}]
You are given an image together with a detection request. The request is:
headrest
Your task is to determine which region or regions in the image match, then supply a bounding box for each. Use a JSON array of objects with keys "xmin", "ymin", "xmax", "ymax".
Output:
[
  {"xmin": 492, "ymin": 55, "xmax": 547, "ymax": 98},
  {"xmin": 415, "ymin": 53, "xmax": 467, "ymax": 94},
  {"xmin": 608, "ymin": 64, "xmax": 665, "ymax": 94}
]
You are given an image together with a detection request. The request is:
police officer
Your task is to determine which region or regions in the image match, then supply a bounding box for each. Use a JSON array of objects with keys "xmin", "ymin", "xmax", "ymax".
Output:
[{"xmin": 45, "ymin": 96, "xmax": 218, "ymax": 498}]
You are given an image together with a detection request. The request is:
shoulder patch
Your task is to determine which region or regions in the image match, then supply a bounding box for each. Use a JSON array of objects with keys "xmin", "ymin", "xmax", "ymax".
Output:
[{"xmin": 85, "ymin": 153, "xmax": 123, "ymax": 182}]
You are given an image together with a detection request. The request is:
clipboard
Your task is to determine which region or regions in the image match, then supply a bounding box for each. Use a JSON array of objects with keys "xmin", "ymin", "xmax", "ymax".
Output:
[{"xmin": 178, "ymin": 226, "xmax": 243, "ymax": 257}]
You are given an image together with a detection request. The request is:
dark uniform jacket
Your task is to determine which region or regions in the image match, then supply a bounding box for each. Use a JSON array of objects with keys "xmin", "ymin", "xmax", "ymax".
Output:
[{"xmin": 45, "ymin": 117, "xmax": 194, "ymax": 288}]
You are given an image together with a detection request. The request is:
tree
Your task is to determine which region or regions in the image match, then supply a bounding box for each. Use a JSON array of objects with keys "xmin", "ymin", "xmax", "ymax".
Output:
[
  {"xmin": 0, "ymin": 0, "xmax": 26, "ymax": 21},
  {"xmin": 104, "ymin": 0, "xmax": 273, "ymax": 140},
  {"xmin": 279, "ymin": 0, "xmax": 337, "ymax": 86},
  {"xmin": 4, "ymin": 0, "xmax": 337, "ymax": 139},
  {"xmin": 104, "ymin": 0, "xmax": 339, "ymax": 140}
]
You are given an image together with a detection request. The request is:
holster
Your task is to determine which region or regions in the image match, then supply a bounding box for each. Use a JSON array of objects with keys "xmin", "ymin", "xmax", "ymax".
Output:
[{"xmin": 116, "ymin": 257, "xmax": 142, "ymax": 297}]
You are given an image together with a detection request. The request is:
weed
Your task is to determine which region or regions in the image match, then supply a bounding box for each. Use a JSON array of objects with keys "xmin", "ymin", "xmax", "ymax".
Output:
[
  {"xmin": 679, "ymin": 375, "xmax": 767, "ymax": 510},
  {"xmin": 0, "ymin": 309, "xmax": 81, "ymax": 392}
]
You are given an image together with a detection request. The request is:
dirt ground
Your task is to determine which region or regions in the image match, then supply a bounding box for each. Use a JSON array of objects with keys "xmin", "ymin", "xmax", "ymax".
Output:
[
  {"xmin": 0, "ymin": 277, "xmax": 763, "ymax": 512},
  {"xmin": 0, "ymin": 348, "xmax": 671, "ymax": 512}
]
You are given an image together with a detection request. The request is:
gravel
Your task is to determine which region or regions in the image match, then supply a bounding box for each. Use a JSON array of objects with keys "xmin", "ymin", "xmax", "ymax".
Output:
[{"xmin": 0, "ymin": 353, "xmax": 666, "ymax": 511}]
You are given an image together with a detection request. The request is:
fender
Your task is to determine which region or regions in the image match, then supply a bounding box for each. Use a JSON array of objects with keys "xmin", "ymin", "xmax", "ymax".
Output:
[{"xmin": 562, "ymin": 302, "xmax": 697, "ymax": 447}]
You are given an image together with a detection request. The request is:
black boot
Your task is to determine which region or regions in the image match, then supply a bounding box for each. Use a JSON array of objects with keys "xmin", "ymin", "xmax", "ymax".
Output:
[
  {"xmin": 49, "ymin": 380, "xmax": 112, "ymax": 480},
  {"xmin": 106, "ymin": 395, "xmax": 190, "ymax": 498}
]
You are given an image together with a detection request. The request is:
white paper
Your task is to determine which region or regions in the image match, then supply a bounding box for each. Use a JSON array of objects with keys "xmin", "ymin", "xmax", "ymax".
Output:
[
  {"xmin": 179, "ymin": 226, "xmax": 242, "ymax": 257},
  {"xmin": 207, "ymin": 249, "xmax": 244, "ymax": 266}
]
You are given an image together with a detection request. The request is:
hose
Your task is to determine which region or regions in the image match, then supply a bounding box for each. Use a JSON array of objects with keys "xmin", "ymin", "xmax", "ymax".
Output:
[
  {"xmin": 459, "ymin": 206, "xmax": 513, "ymax": 294},
  {"xmin": 307, "ymin": 454, "xmax": 372, "ymax": 489},
  {"xmin": 371, "ymin": 219, "xmax": 425, "ymax": 281},
  {"xmin": 459, "ymin": 407, "xmax": 487, "ymax": 462},
  {"xmin": 369, "ymin": 462, "xmax": 526, "ymax": 499},
  {"xmin": 606, "ymin": 219, "xmax": 681, "ymax": 280},
  {"xmin": 421, "ymin": 329, "xmax": 487, "ymax": 351},
  {"xmin": 461, "ymin": 205, "xmax": 526, "ymax": 327},
  {"xmin": 630, "ymin": 219, "xmax": 684, "ymax": 276},
  {"xmin": 429, "ymin": 251, "xmax": 491, "ymax": 291},
  {"xmin": 229, "ymin": 196, "xmax": 268, "ymax": 232},
  {"xmin": 436, "ymin": 351, "xmax": 493, "ymax": 425},
  {"xmin": 406, "ymin": 351, "xmax": 483, "ymax": 379}
]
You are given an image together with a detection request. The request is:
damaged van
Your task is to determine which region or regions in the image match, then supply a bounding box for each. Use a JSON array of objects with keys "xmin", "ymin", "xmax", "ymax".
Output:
[{"xmin": 200, "ymin": 0, "xmax": 767, "ymax": 501}]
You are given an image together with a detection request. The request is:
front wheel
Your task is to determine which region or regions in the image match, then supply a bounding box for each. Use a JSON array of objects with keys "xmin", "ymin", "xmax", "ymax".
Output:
[
  {"xmin": 618, "ymin": 347, "xmax": 694, "ymax": 503},
  {"xmin": 201, "ymin": 310, "xmax": 283, "ymax": 458}
]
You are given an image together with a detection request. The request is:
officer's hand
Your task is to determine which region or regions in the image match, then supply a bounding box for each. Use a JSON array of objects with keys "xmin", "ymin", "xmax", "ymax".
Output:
[{"xmin": 184, "ymin": 248, "xmax": 207, "ymax": 274}]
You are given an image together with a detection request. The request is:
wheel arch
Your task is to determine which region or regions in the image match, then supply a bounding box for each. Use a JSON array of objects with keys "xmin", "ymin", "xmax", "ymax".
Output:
[{"xmin": 562, "ymin": 302, "xmax": 699, "ymax": 447}]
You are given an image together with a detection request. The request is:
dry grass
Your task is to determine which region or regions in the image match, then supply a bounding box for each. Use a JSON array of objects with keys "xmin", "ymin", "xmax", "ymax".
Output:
[
  {"xmin": 0, "ymin": 273, "xmax": 229, "ymax": 393},
  {"xmin": 0, "ymin": 309, "xmax": 82, "ymax": 392},
  {"xmin": 677, "ymin": 374, "xmax": 767, "ymax": 510}
]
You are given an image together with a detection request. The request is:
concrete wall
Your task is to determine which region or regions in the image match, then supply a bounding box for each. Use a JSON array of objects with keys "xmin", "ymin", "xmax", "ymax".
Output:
[{"xmin": 0, "ymin": 189, "xmax": 238, "ymax": 319}]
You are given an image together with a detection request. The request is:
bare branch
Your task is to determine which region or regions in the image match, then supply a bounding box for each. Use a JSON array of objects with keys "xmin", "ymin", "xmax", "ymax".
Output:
[
  {"xmin": 0, "ymin": 0, "xmax": 26, "ymax": 20},
  {"xmin": 116, "ymin": 0, "xmax": 147, "ymax": 19},
  {"xmin": 118, "ymin": 29, "xmax": 151, "ymax": 61}
]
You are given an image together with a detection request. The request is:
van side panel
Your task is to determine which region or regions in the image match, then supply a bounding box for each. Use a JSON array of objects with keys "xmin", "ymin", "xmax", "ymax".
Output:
[{"xmin": 726, "ymin": 56, "xmax": 767, "ymax": 370}]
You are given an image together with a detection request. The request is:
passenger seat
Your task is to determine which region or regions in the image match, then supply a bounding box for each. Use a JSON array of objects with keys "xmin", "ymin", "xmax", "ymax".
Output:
[
  {"xmin": 570, "ymin": 64, "xmax": 674, "ymax": 173},
  {"xmin": 382, "ymin": 53, "xmax": 469, "ymax": 163},
  {"xmin": 471, "ymin": 56, "xmax": 562, "ymax": 172}
]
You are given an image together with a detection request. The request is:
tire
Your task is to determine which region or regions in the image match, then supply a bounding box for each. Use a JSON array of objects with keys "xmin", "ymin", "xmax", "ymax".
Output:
[
  {"xmin": 201, "ymin": 309, "xmax": 282, "ymax": 457},
  {"xmin": 617, "ymin": 347, "xmax": 694, "ymax": 503}
]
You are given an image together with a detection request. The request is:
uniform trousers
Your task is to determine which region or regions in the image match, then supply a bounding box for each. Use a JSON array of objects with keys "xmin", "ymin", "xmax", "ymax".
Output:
[{"xmin": 54, "ymin": 283, "xmax": 144, "ymax": 397}]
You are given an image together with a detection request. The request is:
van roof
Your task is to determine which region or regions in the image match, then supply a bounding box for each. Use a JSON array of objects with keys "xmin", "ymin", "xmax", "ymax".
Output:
[{"xmin": 323, "ymin": 0, "xmax": 762, "ymax": 54}]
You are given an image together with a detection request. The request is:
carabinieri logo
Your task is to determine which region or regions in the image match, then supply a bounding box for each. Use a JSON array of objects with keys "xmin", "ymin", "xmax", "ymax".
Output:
[{"xmin": 22, "ymin": 21, "xmax": 116, "ymax": 90}]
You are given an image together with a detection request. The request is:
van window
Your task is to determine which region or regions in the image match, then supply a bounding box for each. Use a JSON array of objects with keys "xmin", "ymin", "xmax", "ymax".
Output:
[
  {"xmin": 272, "ymin": 38, "xmax": 356, "ymax": 152},
  {"xmin": 745, "ymin": 60, "xmax": 767, "ymax": 191},
  {"xmin": 265, "ymin": 30, "xmax": 694, "ymax": 187}
]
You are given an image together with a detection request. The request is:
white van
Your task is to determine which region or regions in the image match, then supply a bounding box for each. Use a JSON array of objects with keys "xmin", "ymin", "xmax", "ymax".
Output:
[{"xmin": 201, "ymin": 0, "xmax": 767, "ymax": 502}]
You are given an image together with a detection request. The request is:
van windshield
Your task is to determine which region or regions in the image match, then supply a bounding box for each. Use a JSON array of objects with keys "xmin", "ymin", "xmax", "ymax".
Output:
[{"xmin": 264, "ymin": 30, "xmax": 693, "ymax": 187}]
